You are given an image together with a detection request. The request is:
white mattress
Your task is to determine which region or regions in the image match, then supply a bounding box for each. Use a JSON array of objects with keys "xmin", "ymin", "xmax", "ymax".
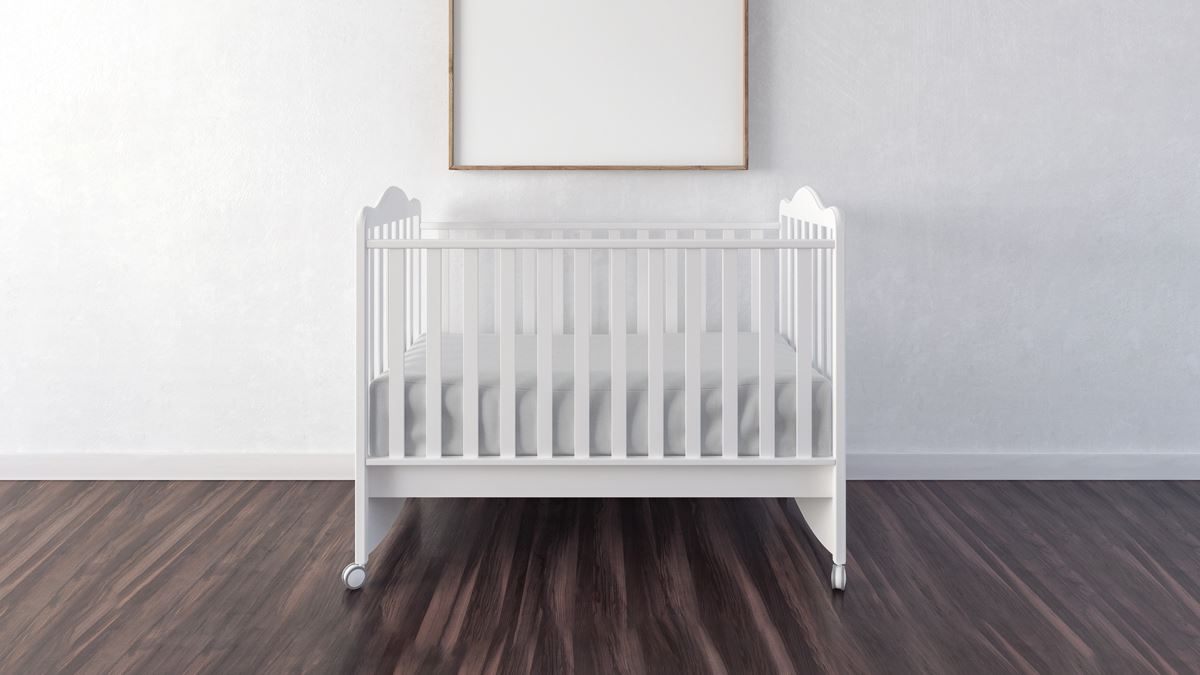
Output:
[{"xmin": 370, "ymin": 333, "xmax": 831, "ymax": 458}]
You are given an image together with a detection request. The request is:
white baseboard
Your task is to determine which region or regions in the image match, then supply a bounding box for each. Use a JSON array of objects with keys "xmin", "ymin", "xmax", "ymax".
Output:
[
  {"xmin": 849, "ymin": 452, "xmax": 1200, "ymax": 480},
  {"xmin": 2, "ymin": 452, "xmax": 1196, "ymax": 481},
  {"xmin": 0, "ymin": 453, "xmax": 353, "ymax": 481}
]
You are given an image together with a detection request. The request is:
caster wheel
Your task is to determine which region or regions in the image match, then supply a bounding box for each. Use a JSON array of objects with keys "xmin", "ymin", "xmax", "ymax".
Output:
[
  {"xmin": 831, "ymin": 564, "xmax": 847, "ymax": 591},
  {"xmin": 342, "ymin": 563, "xmax": 366, "ymax": 590}
]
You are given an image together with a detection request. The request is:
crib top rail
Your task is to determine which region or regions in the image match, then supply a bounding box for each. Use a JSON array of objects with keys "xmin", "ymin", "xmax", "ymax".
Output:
[
  {"xmin": 420, "ymin": 221, "xmax": 779, "ymax": 232},
  {"xmin": 359, "ymin": 186, "xmax": 843, "ymax": 238},
  {"xmin": 365, "ymin": 238, "xmax": 835, "ymax": 249}
]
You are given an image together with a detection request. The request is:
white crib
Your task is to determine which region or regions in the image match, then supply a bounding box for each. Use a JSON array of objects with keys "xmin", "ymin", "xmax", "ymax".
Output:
[{"xmin": 344, "ymin": 186, "xmax": 846, "ymax": 591}]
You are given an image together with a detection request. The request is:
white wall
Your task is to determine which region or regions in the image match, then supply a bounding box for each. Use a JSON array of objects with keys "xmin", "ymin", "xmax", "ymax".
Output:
[{"xmin": 3, "ymin": 0, "xmax": 1199, "ymax": 462}]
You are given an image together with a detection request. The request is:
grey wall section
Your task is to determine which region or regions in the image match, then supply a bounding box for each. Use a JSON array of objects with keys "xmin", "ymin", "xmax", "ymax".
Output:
[{"xmin": 2, "ymin": 0, "xmax": 1198, "ymax": 455}]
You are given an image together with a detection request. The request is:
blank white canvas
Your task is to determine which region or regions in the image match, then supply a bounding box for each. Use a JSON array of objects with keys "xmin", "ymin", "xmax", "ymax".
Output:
[{"xmin": 452, "ymin": 0, "xmax": 745, "ymax": 168}]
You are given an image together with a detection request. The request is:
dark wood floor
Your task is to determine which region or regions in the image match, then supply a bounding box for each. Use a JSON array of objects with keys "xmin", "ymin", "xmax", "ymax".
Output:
[{"xmin": 1, "ymin": 481, "xmax": 1198, "ymax": 674}]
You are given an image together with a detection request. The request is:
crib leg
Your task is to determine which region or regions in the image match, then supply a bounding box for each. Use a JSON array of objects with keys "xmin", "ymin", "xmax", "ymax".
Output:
[
  {"xmin": 345, "ymin": 493, "xmax": 407, "ymax": 591},
  {"xmin": 832, "ymin": 495, "xmax": 846, "ymax": 592},
  {"xmin": 365, "ymin": 497, "xmax": 406, "ymax": 556},
  {"xmin": 831, "ymin": 563, "xmax": 847, "ymax": 591},
  {"xmin": 794, "ymin": 496, "xmax": 847, "ymax": 592},
  {"xmin": 342, "ymin": 563, "xmax": 366, "ymax": 590}
]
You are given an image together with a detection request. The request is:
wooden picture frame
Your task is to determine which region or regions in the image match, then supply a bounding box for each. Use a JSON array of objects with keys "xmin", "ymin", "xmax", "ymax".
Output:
[{"xmin": 449, "ymin": 0, "xmax": 748, "ymax": 170}]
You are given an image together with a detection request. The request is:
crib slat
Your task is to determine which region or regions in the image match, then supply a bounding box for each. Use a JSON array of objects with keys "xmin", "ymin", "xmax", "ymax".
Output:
[
  {"xmin": 647, "ymin": 249, "xmax": 665, "ymax": 458},
  {"xmin": 552, "ymin": 232, "xmax": 565, "ymax": 333},
  {"xmin": 426, "ymin": 249, "xmax": 442, "ymax": 457},
  {"xmin": 808, "ymin": 222, "xmax": 817, "ymax": 370},
  {"xmin": 442, "ymin": 233, "xmax": 451, "ymax": 333},
  {"xmin": 665, "ymin": 231, "xmax": 679, "ymax": 332},
  {"xmin": 397, "ymin": 221, "xmax": 405, "ymax": 349},
  {"xmin": 793, "ymin": 223, "xmax": 800, "ymax": 346},
  {"xmin": 500, "ymin": 249, "xmax": 516, "ymax": 457},
  {"xmin": 609, "ymin": 246, "xmax": 627, "ymax": 458},
  {"xmin": 701, "ymin": 230, "xmax": 710, "ymax": 330},
  {"xmin": 825, "ymin": 244, "xmax": 831, "ymax": 373},
  {"xmin": 826, "ymin": 243, "xmax": 833, "ymax": 374},
  {"xmin": 721, "ymin": 246, "xmax": 737, "ymax": 458},
  {"xmin": 815, "ymin": 237, "xmax": 822, "ymax": 372},
  {"xmin": 378, "ymin": 248, "xmax": 385, "ymax": 374},
  {"xmin": 420, "ymin": 221, "xmax": 427, "ymax": 336},
  {"xmin": 574, "ymin": 249, "xmax": 591, "ymax": 458},
  {"xmin": 807, "ymin": 222, "xmax": 815, "ymax": 368},
  {"xmin": 777, "ymin": 220, "xmax": 785, "ymax": 342},
  {"xmin": 381, "ymin": 230, "xmax": 389, "ymax": 375},
  {"xmin": 413, "ymin": 221, "xmax": 421, "ymax": 340},
  {"xmin": 367, "ymin": 247, "xmax": 374, "ymax": 385},
  {"xmin": 365, "ymin": 240, "xmax": 375, "ymax": 368},
  {"xmin": 387, "ymin": 249, "xmax": 406, "ymax": 458},
  {"xmin": 796, "ymin": 221, "xmax": 804, "ymax": 348},
  {"xmin": 795, "ymin": 251, "xmax": 814, "ymax": 458},
  {"xmin": 383, "ymin": 224, "xmax": 391, "ymax": 355},
  {"xmin": 757, "ymin": 248, "xmax": 776, "ymax": 458},
  {"xmin": 493, "ymin": 234, "xmax": 504, "ymax": 333},
  {"xmin": 800, "ymin": 222, "xmax": 807, "ymax": 351},
  {"xmin": 404, "ymin": 220, "xmax": 412, "ymax": 348},
  {"xmin": 750, "ymin": 230, "xmax": 763, "ymax": 332},
  {"xmin": 794, "ymin": 221, "xmax": 801, "ymax": 355},
  {"xmin": 818, "ymin": 240, "xmax": 827, "ymax": 374},
  {"xmin": 785, "ymin": 220, "xmax": 794, "ymax": 345},
  {"xmin": 684, "ymin": 249, "xmax": 702, "ymax": 458},
  {"xmin": 522, "ymin": 230, "xmax": 536, "ymax": 334},
  {"xmin": 463, "ymin": 249, "xmax": 479, "ymax": 458},
  {"xmin": 536, "ymin": 249, "xmax": 553, "ymax": 458},
  {"xmin": 412, "ymin": 220, "xmax": 421, "ymax": 347},
  {"xmin": 636, "ymin": 230, "xmax": 649, "ymax": 334},
  {"xmin": 380, "ymin": 247, "xmax": 386, "ymax": 372},
  {"xmin": 379, "ymin": 246, "xmax": 388, "ymax": 374}
]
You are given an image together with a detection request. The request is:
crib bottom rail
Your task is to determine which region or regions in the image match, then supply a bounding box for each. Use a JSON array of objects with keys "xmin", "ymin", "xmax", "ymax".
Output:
[{"xmin": 364, "ymin": 461, "xmax": 836, "ymax": 499}]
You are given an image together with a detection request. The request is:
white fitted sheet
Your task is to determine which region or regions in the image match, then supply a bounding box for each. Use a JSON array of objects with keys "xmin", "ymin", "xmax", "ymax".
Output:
[{"xmin": 370, "ymin": 333, "xmax": 830, "ymax": 458}]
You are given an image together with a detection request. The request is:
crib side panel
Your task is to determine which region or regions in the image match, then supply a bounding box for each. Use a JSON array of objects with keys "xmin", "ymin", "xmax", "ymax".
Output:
[
  {"xmin": 779, "ymin": 186, "xmax": 841, "ymax": 460},
  {"xmin": 369, "ymin": 218, "xmax": 834, "ymax": 462},
  {"xmin": 363, "ymin": 188, "xmax": 421, "ymax": 462}
]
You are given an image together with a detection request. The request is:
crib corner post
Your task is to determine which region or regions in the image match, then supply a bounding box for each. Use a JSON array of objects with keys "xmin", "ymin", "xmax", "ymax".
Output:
[
  {"xmin": 350, "ymin": 210, "xmax": 370, "ymax": 589},
  {"xmin": 832, "ymin": 206, "xmax": 847, "ymax": 575}
]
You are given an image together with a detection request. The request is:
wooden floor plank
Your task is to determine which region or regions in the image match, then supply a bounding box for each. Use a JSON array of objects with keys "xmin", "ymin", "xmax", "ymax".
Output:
[{"xmin": 0, "ymin": 481, "xmax": 1197, "ymax": 674}]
